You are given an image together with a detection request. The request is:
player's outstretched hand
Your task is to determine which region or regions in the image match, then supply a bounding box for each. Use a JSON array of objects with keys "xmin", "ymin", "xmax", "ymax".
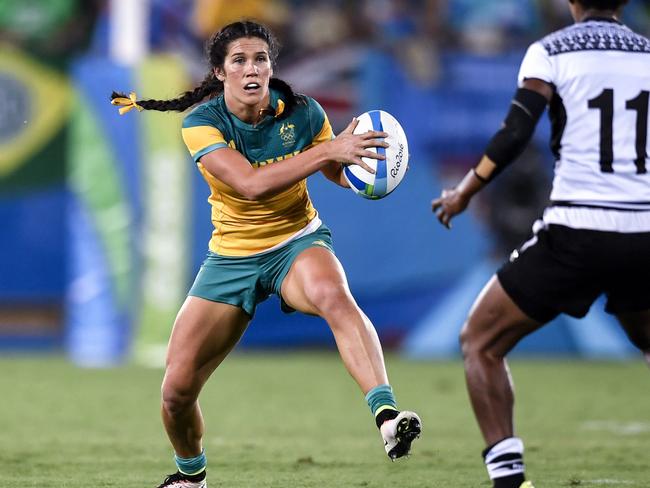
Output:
[
  {"xmin": 327, "ymin": 118, "xmax": 389, "ymax": 174},
  {"xmin": 431, "ymin": 188, "xmax": 471, "ymax": 229}
]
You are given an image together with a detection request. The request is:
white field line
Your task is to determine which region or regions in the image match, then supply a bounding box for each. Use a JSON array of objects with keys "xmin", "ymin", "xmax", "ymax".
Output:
[
  {"xmin": 580, "ymin": 420, "xmax": 650, "ymax": 435},
  {"xmin": 584, "ymin": 480, "xmax": 634, "ymax": 485}
]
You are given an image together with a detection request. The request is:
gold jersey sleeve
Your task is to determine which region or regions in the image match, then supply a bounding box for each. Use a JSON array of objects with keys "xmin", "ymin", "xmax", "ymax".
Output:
[{"xmin": 181, "ymin": 125, "xmax": 229, "ymax": 161}]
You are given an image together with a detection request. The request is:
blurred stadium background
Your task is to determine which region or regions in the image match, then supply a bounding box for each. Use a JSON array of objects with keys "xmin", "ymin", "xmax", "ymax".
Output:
[
  {"xmin": 3, "ymin": 2, "xmax": 650, "ymax": 487},
  {"xmin": 2, "ymin": 0, "xmax": 650, "ymax": 365}
]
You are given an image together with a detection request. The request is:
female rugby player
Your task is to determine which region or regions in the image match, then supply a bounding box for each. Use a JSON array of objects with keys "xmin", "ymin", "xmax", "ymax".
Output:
[{"xmin": 112, "ymin": 20, "xmax": 421, "ymax": 488}]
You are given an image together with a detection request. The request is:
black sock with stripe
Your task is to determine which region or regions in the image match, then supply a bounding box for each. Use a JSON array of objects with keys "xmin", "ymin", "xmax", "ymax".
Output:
[{"xmin": 482, "ymin": 437, "xmax": 526, "ymax": 488}]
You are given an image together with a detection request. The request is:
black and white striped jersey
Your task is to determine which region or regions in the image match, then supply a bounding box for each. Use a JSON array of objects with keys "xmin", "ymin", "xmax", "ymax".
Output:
[{"xmin": 518, "ymin": 17, "xmax": 650, "ymax": 232}]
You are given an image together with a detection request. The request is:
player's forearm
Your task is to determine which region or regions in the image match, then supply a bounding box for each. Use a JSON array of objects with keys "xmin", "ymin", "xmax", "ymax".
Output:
[
  {"xmin": 335, "ymin": 166, "xmax": 350, "ymax": 188},
  {"xmin": 321, "ymin": 162, "xmax": 350, "ymax": 188},
  {"xmin": 478, "ymin": 87, "xmax": 548, "ymax": 181},
  {"xmin": 457, "ymin": 162, "xmax": 488, "ymax": 201},
  {"xmin": 243, "ymin": 143, "xmax": 330, "ymax": 199}
]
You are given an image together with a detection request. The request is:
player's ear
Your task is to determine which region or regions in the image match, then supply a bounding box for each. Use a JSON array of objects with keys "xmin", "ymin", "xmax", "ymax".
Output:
[{"xmin": 214, "ymin": 68, "xmax": 225, "ymax": 82}]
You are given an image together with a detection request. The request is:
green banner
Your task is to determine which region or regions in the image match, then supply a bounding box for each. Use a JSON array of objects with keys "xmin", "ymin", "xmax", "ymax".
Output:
[
  {"xmin": 68, "ymin": 100, "xmax": 133, "ymax": 311},
  {"xmin": 136, "ymin": 55, "xmax": 191, "ymax": 365}
]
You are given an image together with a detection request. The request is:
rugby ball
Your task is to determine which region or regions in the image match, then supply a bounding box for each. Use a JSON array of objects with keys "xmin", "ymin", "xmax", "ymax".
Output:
[{"xmin": 343, "ymin": 110, "xmax": 409, "ymax": 199}]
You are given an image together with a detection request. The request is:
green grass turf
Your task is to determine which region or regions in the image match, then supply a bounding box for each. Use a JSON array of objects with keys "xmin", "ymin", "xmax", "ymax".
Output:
[{"xmin": 0, "ymin": 353, "xmax": 648, "ymax": 487}]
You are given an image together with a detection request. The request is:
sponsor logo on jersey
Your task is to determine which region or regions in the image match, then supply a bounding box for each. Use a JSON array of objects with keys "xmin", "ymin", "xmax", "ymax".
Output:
[
  {"xmin": 311, "ymin": 239, "xmax": 331, "ymax": 250},
  {"xmin": 279, "ymin": 122, "xmax": 296, "ymax": 147}
]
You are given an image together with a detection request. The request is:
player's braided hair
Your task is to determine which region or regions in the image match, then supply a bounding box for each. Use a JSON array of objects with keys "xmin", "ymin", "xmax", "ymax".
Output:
[
  {"xmin": 573, "ymin": 0, "xmax": 628, "ymax": 10},
  {"xmin": 110, "ymin": 20, "xmax": 302, "ymax": 119}
]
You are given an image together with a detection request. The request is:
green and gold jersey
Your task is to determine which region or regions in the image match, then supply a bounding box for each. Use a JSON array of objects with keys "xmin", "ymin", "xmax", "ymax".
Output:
[{"xmin": 181, "ymin": 88, "xmax": 334, "ymax": 256}]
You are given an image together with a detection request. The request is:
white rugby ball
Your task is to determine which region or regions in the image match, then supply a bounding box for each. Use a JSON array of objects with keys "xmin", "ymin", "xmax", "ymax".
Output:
[{"xmin": 343, "ymin": 110, "xmax": 409, "ymax": 200}]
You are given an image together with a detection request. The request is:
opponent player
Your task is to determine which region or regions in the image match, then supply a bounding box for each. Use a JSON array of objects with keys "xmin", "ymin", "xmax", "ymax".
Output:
[
  {"xmin": 111, "ymin": 20, "xmax": 421, "ymax": 488},
  {"xmin": 432, "ymin": 1, "xmax": 650, "ymax": 487}
]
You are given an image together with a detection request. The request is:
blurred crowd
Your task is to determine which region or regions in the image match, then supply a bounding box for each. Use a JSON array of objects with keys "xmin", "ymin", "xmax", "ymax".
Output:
[
  {"xmin": 2, "ymin": 0, "xmax": 649, "ymax": 67},
  {"xmin": 176, "ymin": 0, "xmax": 650, "ymax": 60}
]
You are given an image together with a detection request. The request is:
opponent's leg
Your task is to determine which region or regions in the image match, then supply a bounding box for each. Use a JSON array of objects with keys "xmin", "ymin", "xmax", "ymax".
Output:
[
  {"xmin": 281, "ymin": 247, "xmax": 421, "ymax": 459},
  {"xmin": 460, "ymin": 275, "xmax": 544, "ymax": 488},
  {"xmin": 159, "ymin": 297, "xmax": 250, "ymax": 486},
  {"xmin": 616, "ymin": 309, "xmax": 650, "ymax": 367}
]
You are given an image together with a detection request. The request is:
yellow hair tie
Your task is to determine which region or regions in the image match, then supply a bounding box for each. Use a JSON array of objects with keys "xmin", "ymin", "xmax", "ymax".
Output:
[{"xmin": 111, "ymin": 92, "xmax": 143, "ymax": 115}]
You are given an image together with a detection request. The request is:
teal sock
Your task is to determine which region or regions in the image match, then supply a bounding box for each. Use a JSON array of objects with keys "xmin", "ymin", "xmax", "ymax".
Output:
[
  {"xmin": 174, "ymin": 450, "xmax": 206, "ymax": 476},
  {"xmin": 365, "ymin": 384, "xmax": 398, "ymax": 417}
]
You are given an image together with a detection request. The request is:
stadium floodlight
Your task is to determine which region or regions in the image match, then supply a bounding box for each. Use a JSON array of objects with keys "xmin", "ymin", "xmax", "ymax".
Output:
[{"xmin": 109, "ymin": 0, "xmax": 149, "ymax": 66}]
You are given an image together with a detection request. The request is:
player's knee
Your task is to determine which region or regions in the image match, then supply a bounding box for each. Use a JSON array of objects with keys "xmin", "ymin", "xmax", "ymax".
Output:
[
  {"xmin": 459, "ymin": 317, "xmax": 501, "ymax": 362},
  {"xmin": 459, "ymin": 322, "xmax": 472, "ymax": 357},
  {"xmin": 161, "ymin": 375, "xmax": 198, "ymax": 416},
  {"xmin": 307, "ymin": 281, "xmax": 351, "ymax": 316},
  {"xmin": 459, "ymin": 320, "xmax": 483, "ymax": 360}
]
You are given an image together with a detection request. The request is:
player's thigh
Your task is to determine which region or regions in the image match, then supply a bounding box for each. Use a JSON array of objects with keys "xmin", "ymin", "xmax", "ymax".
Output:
[
  {"xmin": 498, "ymin": 223, "xmax": 603, "ymax": 321},
  {"xmin": 616, "ymin": 309, "xmax": 650, "ymax": 351},
  {"xmin": 461, "ymin": 275, "xmax": 543, "ymax": 358},
  {"xmin": 605, "ymin": 232, "xmax": 650, "ymax": 351},
  {"xmin": 165, "ymin": 296, "xmax": 250, "ymax": 390},
  {"xmin": 280, "ymin": 246, "xmax": 353, "ymax": 316}
]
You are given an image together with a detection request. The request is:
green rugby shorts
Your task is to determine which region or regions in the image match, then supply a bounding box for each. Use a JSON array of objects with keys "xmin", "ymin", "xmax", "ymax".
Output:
[{"xmin": 188, "ymin": 224, "xmax": 334, "ymax": 317}]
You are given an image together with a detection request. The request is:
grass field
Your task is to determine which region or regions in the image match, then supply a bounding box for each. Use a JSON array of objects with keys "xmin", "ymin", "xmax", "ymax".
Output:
[{"xmin": 0, "ymin": 353, "xmax": 648, "ymax": 487}]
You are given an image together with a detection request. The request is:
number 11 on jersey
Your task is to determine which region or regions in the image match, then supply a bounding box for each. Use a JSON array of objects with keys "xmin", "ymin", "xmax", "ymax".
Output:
[{"xmin": 588, "ymin": 88, "xmax": 649, "ymax": 174}]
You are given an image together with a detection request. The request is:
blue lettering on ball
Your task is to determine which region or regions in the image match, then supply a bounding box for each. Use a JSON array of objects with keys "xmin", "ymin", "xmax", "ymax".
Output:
[{"xmin": 390, "ymin": 143, "xmax": 404, "ymax": 178}]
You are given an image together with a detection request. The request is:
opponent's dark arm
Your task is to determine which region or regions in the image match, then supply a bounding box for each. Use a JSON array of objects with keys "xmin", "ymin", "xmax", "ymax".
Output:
[
  {"xmin": 432, "ymin": 78, "xmax": 552, "ymax": 229},
  {"xmin": 475, "ymin": 85, "xmax": 549, "ymax": 182}
]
